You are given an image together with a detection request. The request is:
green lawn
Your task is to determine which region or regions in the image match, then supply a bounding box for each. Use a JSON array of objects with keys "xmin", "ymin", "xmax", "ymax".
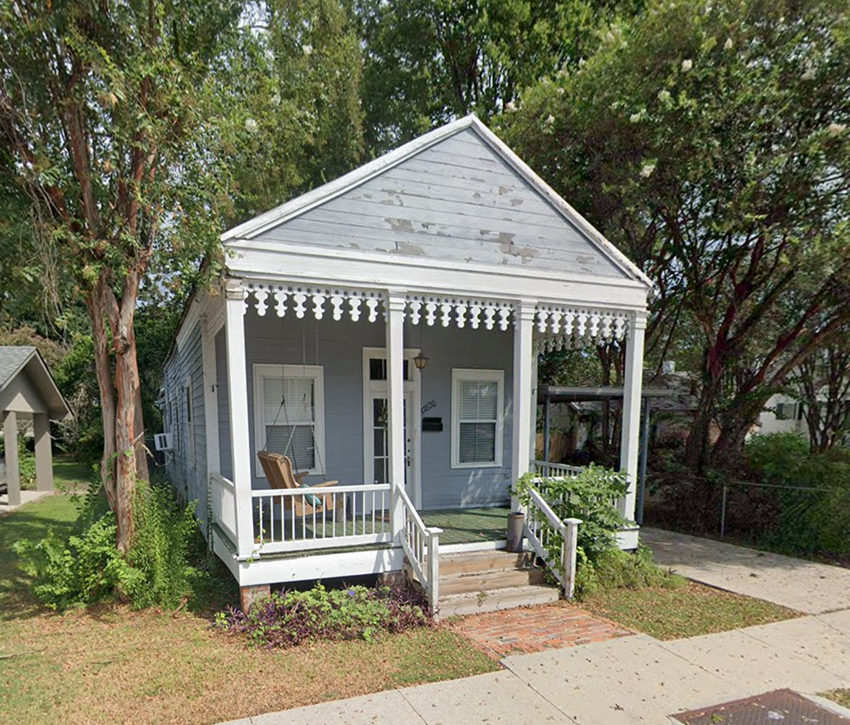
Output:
[
  {"xmin": 580, "ymin": 581, "xmax": 801, "ymax": 640},
  {"xmin": 52, "ymin": 454, "xmax": 95, "ymax": 490},
  {"xmin": 0, "ymin": 468, "xmax": 497, "ymax": 725}
]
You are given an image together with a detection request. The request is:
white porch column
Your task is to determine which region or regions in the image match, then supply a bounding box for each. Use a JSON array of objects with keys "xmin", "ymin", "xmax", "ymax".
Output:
[
  {"xmin": 3, "ymin": 411, "xmax": 20, "ymax": 506},
  {"xmin": 511, "ymin": 301, "xmax": 536, "ymax": 511},
  {"xmin": 619, "ymin": 311, "xmax": 647, "ymax": 522},
  {"xmin": 202, "ymin": 312, "xmax": 221, "ymax": 477},
  {"xmin": 385, "ymin": 291, "xmax": 407, "ymax": 538},
  {"xmin": 33, "ymin": 413, "xmax": 53, "ymax": 492},
  {"xmin": 225, "ymin": 281, "xmax": 255, "ymax": 557}
]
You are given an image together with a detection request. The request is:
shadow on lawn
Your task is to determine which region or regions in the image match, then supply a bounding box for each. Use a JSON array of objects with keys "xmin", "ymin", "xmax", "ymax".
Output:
[{"xmin": 0, "ymin": 498, "xmax": 78, "ymax": 621}]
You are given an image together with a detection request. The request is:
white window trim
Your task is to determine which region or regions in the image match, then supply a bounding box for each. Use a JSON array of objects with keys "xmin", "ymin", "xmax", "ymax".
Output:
[
  {"xmin": 185, "ymin": 376, "xmax": 196, "ymax": 468},
  {"xmin": 253, "ymin": 363, "xmax": 326, "ymax": 478},
  {"xmin": 451, "ymin": 368, "xmax": 504, "ymax": 469}
]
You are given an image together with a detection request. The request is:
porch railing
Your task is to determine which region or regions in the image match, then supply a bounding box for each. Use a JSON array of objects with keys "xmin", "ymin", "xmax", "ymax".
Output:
[
  {"xmin": 252, "ymin": 484, "xmax": 393, "ymax": 554},
  {"xmin": 532, "ymin": 460, "xmax": 584, "ymax": 479},
  {"xmin": 523, "ymin": 478, "xmax": 581, "ymax": 600},
  {"xmin": 209, "ymin": 472, "xmax": 238, "ymax": 545},
  {"xmin": 397, "ymin": 485, "xmax": 442, "ymax": 617}
]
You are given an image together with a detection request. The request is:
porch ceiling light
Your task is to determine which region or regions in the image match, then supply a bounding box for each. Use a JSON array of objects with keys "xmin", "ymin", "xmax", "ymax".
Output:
[{"xmin": 413, "ymin": 353, "xmax": 429, "ymax": 371}]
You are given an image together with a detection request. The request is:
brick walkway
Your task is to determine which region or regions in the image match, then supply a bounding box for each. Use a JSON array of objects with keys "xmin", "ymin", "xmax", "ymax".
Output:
[{"xmin": 450, "ymin": 602, "xmax": 633, "ymax": 660}]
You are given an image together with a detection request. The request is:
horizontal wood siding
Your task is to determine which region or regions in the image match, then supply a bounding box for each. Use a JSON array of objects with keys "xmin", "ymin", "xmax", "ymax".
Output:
[
  {"xmin": 239, "ymin": 313, "xmax": 512, "ymax": 509},
  {"xmin": 162, "ymin": 321, "xmax": 209, "ymax": 528},
  {"xmin": 253, "ymin": 127, "xmax": 623, "ymax": 278}
]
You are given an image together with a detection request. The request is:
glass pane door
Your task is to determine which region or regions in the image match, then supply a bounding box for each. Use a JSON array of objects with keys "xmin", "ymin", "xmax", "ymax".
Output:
[{"xmin": 370, "ymin": 394, "xmax": 411, "ymax": 487}]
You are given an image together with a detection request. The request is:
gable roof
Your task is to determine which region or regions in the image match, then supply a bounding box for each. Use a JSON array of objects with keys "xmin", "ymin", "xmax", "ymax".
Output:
[
  {"xmin": 0, "ymin": 346, "xmax": 72, "ymax": 421},
  {"xmin": 222, "ymin": 115, "xmax": 653, "ymax": 288}
]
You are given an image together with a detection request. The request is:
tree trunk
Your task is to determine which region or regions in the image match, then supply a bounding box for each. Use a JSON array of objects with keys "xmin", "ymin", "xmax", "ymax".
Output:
[
  {"xmin": 87, "ymin": 281, "xmax": 118, "ymax": 512},
  {"xmin": 109, "ymin": 269, "xmax": 145, "ymax": 552},
  {"xmin": 685, "ymin": 381, "xmax": 718, "ymax": 473},
  {"xmin": 84, "ymin": 269, "xmax": 148, "ymax": 553}
]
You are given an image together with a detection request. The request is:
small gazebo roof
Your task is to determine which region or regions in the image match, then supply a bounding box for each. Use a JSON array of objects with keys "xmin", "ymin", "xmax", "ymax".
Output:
[
  {"xmin": 0, "ymin": 346, "xmax": 72, "ymax": 421},
  {"xmin": 538, "ymin": 385, "xmax": 674, "ymax": 403}
]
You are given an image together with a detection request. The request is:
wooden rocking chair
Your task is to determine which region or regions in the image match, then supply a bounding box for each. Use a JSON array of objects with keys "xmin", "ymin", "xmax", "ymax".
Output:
[{"xmin": 257, "ymin": 451, "xmax": 342, "ymax": 517}]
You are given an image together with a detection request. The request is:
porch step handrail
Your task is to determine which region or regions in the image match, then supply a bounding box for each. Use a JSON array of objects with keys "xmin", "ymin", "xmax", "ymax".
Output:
[
  {"xmin": 396, "ymin": 485, "xmax": 442, "ymax": 617},
  {"xmin": 252, "ymin": 483, "xmax": 392, "ymax": 554},
  {"xmin": 523, "ymin": 479, "xmax": 581, "ymax": 600},
  {"xmin": 209, "ymin": 472, "xmax": 238, "ymax": 546},
  {"xmin": 531, "ymin": 460, "xmax": 584, "ymax": 478}
]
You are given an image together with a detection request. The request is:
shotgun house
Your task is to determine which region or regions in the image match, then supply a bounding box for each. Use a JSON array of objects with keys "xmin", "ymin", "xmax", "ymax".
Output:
[{"xmin": 162, "ymin": 115, "xmax": 652, "ymax": 615}]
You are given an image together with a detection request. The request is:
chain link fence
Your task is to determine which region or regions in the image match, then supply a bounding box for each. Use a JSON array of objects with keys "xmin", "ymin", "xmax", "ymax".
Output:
[{"xmin": 644, "ymin": 474, "xmax": 850, "ymax": 562}]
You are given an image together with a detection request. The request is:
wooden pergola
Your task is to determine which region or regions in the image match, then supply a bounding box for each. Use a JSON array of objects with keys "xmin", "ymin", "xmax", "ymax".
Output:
[{"xmin": 0, "ymin": 347, "xmax": 71, "ymax": 508}]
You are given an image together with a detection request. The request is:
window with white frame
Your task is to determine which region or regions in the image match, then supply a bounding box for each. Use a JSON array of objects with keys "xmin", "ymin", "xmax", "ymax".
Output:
[
  {"xmin": 254, "ymin": 364, "xmax": 325, "ymax": 476},
  {"xmin": 185, "ymin": 377, "xmax": 195, "ymax": 466},
  {"xmin": 451, "ymin": 369, "xmax": 504, "ymax": 468}
]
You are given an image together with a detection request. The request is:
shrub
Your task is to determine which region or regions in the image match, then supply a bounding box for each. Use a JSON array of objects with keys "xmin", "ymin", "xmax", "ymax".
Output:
[
  {"xmin": 216, "ymin": 583, "xmax": 431, "ymax": 648},
  {"xmin": 13, "ymin": 487, "xmax": 137, "ymax": 610},
  {"xmin": 124, "ymin": 481, "xmax": 200, "ymax": 609},
  {"xmin": 517, "ymin": 464, "xmax": 629, "ymax": 562},
  {"xmin": 14, "ymin": 479, "xmax": 214, "ymax": 611},
  {"xmin": 742, "ymin": 433, "xmax": 850, "ymax": 558},
  {"xmin": 575, "ymin": 545, "xmax": 684, "ymax": 598}
]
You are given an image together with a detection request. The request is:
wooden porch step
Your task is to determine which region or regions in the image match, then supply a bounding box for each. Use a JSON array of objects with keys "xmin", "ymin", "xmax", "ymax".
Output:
[
  {"xmin": 439, "ymin": 584, "xmax": 560, "ymax": 618},
  {"xmin": 439, "ymin": 550, "xmax": 535, "ymax": 577},
  {"xmin": 440, "ymin": 567, "xmax": 546, "ymax": 595}
]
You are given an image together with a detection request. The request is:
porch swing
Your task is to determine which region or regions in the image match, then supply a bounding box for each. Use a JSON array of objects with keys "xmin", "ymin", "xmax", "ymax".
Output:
[{"xmin": 256, "ymin": 324, "xmax": 341, "ymax": 517}]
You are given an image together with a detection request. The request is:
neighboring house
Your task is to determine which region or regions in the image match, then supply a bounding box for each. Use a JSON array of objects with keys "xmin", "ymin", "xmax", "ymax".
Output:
[
  {"xmin": 757, "ymin": 393, "xmax": 808, "ymax": 437},
  {"xmin": 0, "ymin": 346, "xmax": 72, "ymax": 508},
  {"xmin": 161, "ymin": 115, "xmax": 652, "ymax": 611}
]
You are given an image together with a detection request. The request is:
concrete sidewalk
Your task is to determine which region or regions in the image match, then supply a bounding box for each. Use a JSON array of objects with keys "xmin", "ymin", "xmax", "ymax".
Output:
[
  {"xmin": 216, "ymin": 533, "xmax": 850, "ymax": 725},
  {"xmin": 218, "ymin": 612, "xmax": 850, "ymax": 725},
  {"xmin": 641, "ymin": 527, "xmax": 850, "ymax": 614}
]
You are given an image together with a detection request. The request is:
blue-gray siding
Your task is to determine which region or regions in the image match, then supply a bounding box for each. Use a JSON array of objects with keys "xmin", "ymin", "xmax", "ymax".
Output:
[
  {"xmin": 253, "ymin": 127, "xmax": 623, "ymax": 278},
  {"xmin": 215, "ymin": 313, "xmax": 513, "ymax": 510},
  {"xmin": 163, "ymin": 321, "xmax": 208, "ymax": 526}
]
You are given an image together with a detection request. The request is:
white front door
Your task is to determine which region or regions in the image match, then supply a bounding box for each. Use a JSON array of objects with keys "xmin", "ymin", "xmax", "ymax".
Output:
[
  {"xmin": 363, "ymin": 348, "xmax": 421, "ymax": 507},
  {"xmin": 367, "ymin": 392, "xmax": 414, "ymax": 488}
]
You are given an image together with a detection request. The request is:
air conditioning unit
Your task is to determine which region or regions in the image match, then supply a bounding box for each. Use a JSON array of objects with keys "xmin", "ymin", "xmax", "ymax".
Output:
[{"xmin": 154, "ymin": 432, "xmax": 173, "ymax": 451}]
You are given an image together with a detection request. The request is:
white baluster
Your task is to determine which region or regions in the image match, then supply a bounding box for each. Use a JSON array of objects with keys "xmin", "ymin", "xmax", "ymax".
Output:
[
  {"xmin": 589, "ymin": 313, "xmax": 600, "ymax": 339},
  {"xmin": 293, "ymin": 291, "xmax": 307, "ymax": 318},
  {"xmin": 274, "ymin": 288, "xmax": 288, "ymax": 317},
  {"xmin": 440, "ymin": 302, "xmax": 452, "ymax": 327},
  {"xmin": 425, "ymin": 301, "xmax": 438, "ymax": 326},
  {"xmin": 498, "ymin": 306, "xmax": 511, "ymax": 331},
  {"xmin": 349, "ymin": 296, "xmax": 362, "ymax": 322},
  {"xmin": 483, "ymin": 305, "xmax": 496, "ymax": 330},
  {"xmin": 455, "ymin": 302, "xmax": 467, "ymax": 328},
  {"xmin": 253, "ymin": 287, "xmax": 269, "ymax": 316},
  {"xmin": 408, "ymin": 299, "xmax": 422, "ymax": 325},
  {"xmin": 550, "ymin": 309, "xmax": 563, "ymax": 336},
  {"xmin": 366, "ymin": 297, "xmax": 379, "ymax": 322},
  {"xmin": 469, "ymin": 304, "xmax": 481, "ymax": 329},
  {"xmin": 312, "ymin": 293, "xmax": 326, "ymax": 320},
  {"xmin": 577, "ymin": 312, "xmax": 588, "ymax": 338},
  {"xmin": 536, "ymin": 308, "xmax": 549, "ymax": 334},
  {"xmin": 330, "ymin": 294, "xmax": 344, "ymax": 321}
]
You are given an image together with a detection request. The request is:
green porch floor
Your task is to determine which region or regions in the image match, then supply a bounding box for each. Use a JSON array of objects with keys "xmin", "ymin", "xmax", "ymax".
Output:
[{"xmin": 421, "ymin": 506, "xmax": 511, "ymax": 546}]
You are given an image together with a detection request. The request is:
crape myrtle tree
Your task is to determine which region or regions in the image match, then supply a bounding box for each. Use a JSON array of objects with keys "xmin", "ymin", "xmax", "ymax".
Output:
[
  {"xmin": 0, "ymin": 0, "xmax": 245, "ymax": 549},
  {"xmin": 0, "ymin": 0, "xmax": 365, "ymax": 551},
  {"xmin": 790, "ymin": 335, "xmax": 850, "ymax": 453},
  {"xmin": 501, "ymin": 0, "xmax": 850, "ymax": 472}
]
